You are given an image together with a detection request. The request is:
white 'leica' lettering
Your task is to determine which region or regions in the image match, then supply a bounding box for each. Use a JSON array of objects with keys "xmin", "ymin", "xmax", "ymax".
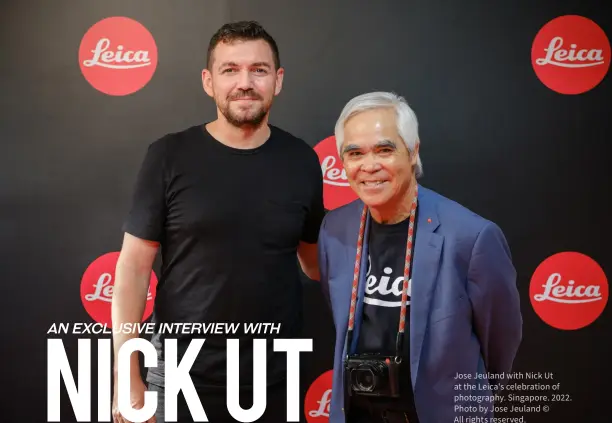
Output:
[
  {"xmin": 364, "ymin": 261, "xmax": 410, "ymax": 307},
  {"xmin": 320, "ymin": 156, "xmax": 349, "ymax": 187},
  {"xmin": 366, "ymin": 274, "xmax": 407, "ymax": 298},
  {"xmin": 308, "ymin": 389, "xmax": 331, "ymax": 418},
  {"xmin": 83, "ymin": 38, "xmax": 151, "ymax": 69},
  {"xmin": 535, "ymin": 37, "xmax": 605, "ymax": 68},
  {"xmin": 533, "ymin": 273, "xmax": 602, "ymax": 304},
  {"xmin": 85, "ymin": 273, "xmax": 154, "ymax": 302}
]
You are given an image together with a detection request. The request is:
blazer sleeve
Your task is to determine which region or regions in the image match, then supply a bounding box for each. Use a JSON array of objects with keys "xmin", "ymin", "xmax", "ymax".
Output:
[
  {"xmin": 318, "ymin": 214, "xmax": 332, "ymax": 311},
  {"xmin": 467, "ymin": 221, "xmax": 523, "ymax": 386}
]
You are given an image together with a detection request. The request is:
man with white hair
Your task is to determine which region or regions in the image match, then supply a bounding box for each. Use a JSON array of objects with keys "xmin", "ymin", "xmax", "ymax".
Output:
[{"xmin": 318, "ymin": 92, "xmax": 522, "ymax": 422}]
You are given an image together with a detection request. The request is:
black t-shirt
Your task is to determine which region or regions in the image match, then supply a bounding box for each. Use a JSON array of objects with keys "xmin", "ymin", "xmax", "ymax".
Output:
[
  {"xmin": 122, "ymin": 123, "xmax": 324, "ymax": 391},
  {"xmin": 352, "ymin": 209, "xmax": 419, "ymax": 421}
]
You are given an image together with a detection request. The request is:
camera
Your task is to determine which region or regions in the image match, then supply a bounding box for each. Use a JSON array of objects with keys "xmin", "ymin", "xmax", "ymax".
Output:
[{"xmin": 344, "ymin": 353, "xmax": 401, "ymax": 398}]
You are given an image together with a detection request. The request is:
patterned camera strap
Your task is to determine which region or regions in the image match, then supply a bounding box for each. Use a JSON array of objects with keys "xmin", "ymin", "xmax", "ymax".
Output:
[{"xmin": 346, "ymin": 185, "xmax": 418, "ymax": 361}]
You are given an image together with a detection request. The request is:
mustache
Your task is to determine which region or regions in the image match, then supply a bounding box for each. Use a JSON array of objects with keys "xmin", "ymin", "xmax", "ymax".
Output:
[{"xmin": 228, "ymin": 90, "xmax": 262, "ymax": 100}]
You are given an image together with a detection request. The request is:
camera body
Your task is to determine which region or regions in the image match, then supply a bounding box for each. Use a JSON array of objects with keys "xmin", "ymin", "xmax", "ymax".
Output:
[{"xmin": 344, "ymin": 353, "xmax": 401, "ymax": 399}]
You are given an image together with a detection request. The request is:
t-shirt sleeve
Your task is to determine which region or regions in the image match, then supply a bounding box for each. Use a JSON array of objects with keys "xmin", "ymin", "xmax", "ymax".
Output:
[
  {"xmin": 122, "ymin": 139, "xmax": 168, "ymax": 242},
  {"xmin": 301, "ymin": 148, "xmax": 325, "ymax": 243}
]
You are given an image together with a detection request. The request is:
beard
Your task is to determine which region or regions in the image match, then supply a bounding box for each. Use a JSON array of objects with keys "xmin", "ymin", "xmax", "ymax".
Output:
[{"xmin": 219, "ymin": 90, "xmax": 271, "ymax": 128}]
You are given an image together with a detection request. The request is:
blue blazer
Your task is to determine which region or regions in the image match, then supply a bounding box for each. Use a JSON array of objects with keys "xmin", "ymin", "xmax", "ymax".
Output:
[{"xmin": 318, "ymin": 185, "xmax": 522, "ymax": 423}]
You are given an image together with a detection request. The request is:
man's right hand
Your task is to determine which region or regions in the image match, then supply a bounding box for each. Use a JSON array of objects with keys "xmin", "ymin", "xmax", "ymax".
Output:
[
  {"xmin": 112, "ymin": 375, "xmax": 156, "ymax": 423},
  {"xmin": 111, "ymin": 232, "xmax": 160, "ymax": 423}
]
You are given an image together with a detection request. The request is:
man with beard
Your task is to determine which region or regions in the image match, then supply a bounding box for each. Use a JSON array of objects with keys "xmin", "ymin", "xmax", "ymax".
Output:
[{"xmin": 111, "ymin": 21, "xmax": 324, "ymax": 423}]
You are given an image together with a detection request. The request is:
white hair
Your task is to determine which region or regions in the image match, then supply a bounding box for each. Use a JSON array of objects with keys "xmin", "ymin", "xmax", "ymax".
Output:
[{"xmin": 334, "ymin": 91, "xmax": 423, "ymax": 178}]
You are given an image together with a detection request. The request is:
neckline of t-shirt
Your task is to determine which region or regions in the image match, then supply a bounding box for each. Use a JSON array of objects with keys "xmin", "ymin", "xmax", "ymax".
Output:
[
  {"xmin": 370, "ymin": 205, "xmax": 419, "ymax": 233},
  {"xmin": 196, "ymin": 123, "xmax": 276, "ymax": 155}
]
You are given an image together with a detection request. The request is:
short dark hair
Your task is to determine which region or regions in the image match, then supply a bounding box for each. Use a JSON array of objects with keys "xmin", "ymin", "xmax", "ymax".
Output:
[{"xmin": 207, "ymin": 21, "xmax": 280, "ymax": 70}]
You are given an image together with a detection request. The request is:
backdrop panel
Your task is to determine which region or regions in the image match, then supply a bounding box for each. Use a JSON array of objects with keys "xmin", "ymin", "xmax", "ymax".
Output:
[{"xmin": 1, "ymin": 0, "xmax": 610, "ymax": 422}]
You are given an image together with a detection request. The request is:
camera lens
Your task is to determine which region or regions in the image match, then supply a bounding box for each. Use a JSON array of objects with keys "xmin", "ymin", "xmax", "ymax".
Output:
[{"xmin": 353, "ymin": 368, "xmax": 376, "ymax": 392}]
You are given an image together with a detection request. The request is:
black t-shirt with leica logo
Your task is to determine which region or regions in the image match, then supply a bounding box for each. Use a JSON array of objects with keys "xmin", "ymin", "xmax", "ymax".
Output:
[
  {"xmin": 122, "ymin": 123, "xmax": 324, "ymax": 391},
  {"xmin": 353, "ymin": 208, "xmax": 420, "ymax": 420}
]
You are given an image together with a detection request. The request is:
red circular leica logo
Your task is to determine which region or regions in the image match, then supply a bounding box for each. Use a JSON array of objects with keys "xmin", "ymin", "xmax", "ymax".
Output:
[
  {"xmin": 314, "ymin": 136, "xmax": 358, "ymax": 210},
  {"xmin": 530, "ymin": 252, "xmax": 608, "ymax": 330},
  {"xmin": 79, "ymin": 16, "xmax": 158, "ymax": 96},
  {"xmin": 304, "ymin": 370, "xmax": 333, "ymax": 423},
  {"xmin": 531, "ymin": 15, "xmax": 610, "ymax": 94},
  {"xmin": 80, "ymin": 252, "xmax": 158, "ymax": 326}
]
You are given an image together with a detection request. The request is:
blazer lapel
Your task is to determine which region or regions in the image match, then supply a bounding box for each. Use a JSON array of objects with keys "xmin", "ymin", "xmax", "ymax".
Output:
[
  {"xmin": 410, "ymin": 186, "xmax": 444, "ymax": 389},
  {"xmin": 349, "ymin": 201, "xmax": 370, "ymax": 354}
]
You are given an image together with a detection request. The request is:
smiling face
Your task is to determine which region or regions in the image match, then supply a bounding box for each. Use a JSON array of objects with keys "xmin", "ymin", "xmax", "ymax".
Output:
[
  {"xmin": 340, "ymin": 108, "xmax": 418, "ymax": 215},
  {"xmin": 202, "ymin": 39, "xmax": 283, "ymax": 128}
]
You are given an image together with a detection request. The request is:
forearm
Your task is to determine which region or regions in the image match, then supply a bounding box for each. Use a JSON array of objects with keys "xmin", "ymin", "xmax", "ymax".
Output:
[
  {"xmin": 111, "ymin": 258, "xmax": 151, "ymax": 378},
  {"xmin": 298, "ymin": 241, "xmax": 320, "ymax": 280},
  {"xmin": 299, "ymin": 257, "xmax": 320, "ymax": 280}
]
